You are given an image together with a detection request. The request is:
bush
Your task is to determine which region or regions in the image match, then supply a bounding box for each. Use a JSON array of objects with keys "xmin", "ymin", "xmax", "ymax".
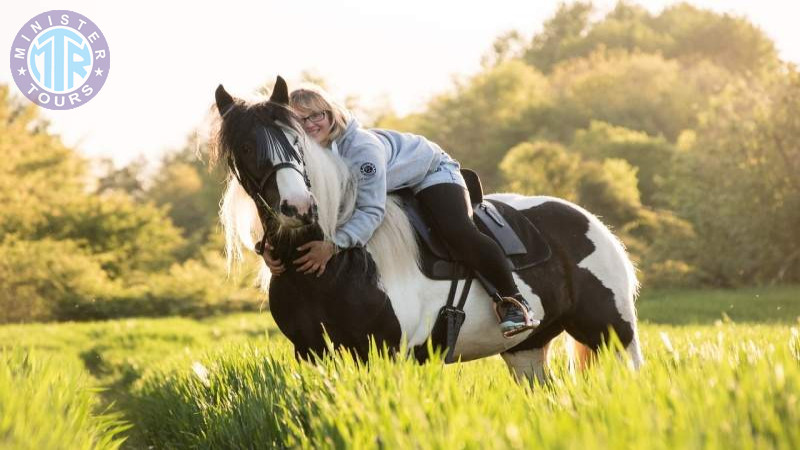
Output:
[{"xmin": 0, "ymin": 237, "xmax": 117, "ymax": 323}]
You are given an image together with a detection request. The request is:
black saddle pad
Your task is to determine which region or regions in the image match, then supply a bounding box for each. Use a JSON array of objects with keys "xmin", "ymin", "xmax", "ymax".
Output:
[{"xmin": 477, "ymin": 198, "xmax": 551, "ymax": 271}]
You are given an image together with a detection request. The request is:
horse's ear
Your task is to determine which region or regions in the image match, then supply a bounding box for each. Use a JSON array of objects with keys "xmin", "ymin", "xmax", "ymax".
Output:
[
  {"xmin": 270, "ymin": 76, "xmax": 289, "ymax": 105},
  {"xmin": 215, "ymin": 84, "xmax": 234, "ymax": 115}
]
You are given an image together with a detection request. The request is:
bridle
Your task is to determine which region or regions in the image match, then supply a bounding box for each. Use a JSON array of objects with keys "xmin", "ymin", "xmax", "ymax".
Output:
[{"xmin": 225, "ymin": 122, "xmax": 314, "ymax": 256}]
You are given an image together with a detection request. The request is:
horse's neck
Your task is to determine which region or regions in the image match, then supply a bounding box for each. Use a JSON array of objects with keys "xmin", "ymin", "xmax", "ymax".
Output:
[{"xmin": 268, "ymin": 223, "xmax": 324, "ymax": 263}]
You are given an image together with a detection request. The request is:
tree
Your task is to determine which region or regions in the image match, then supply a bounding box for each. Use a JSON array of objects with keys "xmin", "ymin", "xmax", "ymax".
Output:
[
  {"xmin": 0, "ymin": 86, "xmax": 89, "ymax": 237},
  {"xmin": 578, "ymin": 158, "xmax": 641, "ymax": 228},
  {"xmin": 499, "ymin": 141, "xmax": 582, "ymax": 201},
  {"xmin": 572, "ymin": 121, "xmax": 675, "ymax": 207},
  {"xmin": 145, "ymin": 135, "xmax": 228, "ymax": 259},
  {"xmin": 667, "ymin": 69, "xmax": 800, "ymax": 285},
  {"xmin": 523, "ymin": 1, "xmax": 594, "ymax": 72},
  {"xmin": 550, "ymin": 48, "xmax": 701, "ymax": 141},
  {"xmin": 95, "ymin": 156, "xmax": 147, "ymax": 200},
  {"xmin": 394, "ymin": 60, "xmax": 552, "ymax": 190},
  {"xmin": 523, "ymin": 1, "xmax": 779, "ymax": 77}
]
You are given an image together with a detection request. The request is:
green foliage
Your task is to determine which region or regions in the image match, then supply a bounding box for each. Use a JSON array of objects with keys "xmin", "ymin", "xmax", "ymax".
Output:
[
  {"xmin": 388, "ymin": 60, "xmax": 551, "ymax": 190},
  {"xmin": 0, "ymin": 350, "xmax": 128, "ymax": 449},
  {"xmin": 0, "ymin": 237, "xmax": 116, "ymax": 323},
  {"xmin": 145, "ymin": 138, "xmax": 228, "ymax": 256},
  {"xmin": 523, "ymin": 1, "xmax": 779, "ymax": 75},
  {"xmin": 0, "ymin": 86, "xmax": 257, "ymax": 323},
  {"xmin": 572, "ymin": 121, "xmax": 675, "ymax": 207},
  {"xmin": 384, "ymin": 2, "xmax": 796, "ymax": 288},
  {"xmin": 0, "ymin": 86, "xmax": 89, "ymax": 237},
  {"xmin": 524, "ymin": 1, "xmax": 594, "ymax": 72},
  {"xmin": 40, "ymin": 193, "xmax": 185, "ymax": 278},
  {"xmin": 578, "ymin": 158, "xmax": 641, "ymax": 228},
  {"xmin": 667, "ymin": 71, "xmax": 800, "ymax": 286},
  {"xmin": 549, "ymin": 48, "xmax": 700, "ymax": 141},
  {"xmin": 499, "ymin": 141, "xmax": 582, "ymax": 201}
]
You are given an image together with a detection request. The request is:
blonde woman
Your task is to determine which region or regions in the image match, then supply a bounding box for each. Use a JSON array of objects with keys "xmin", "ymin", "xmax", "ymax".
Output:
[{"xmin": 265, "ymin": 84, "xmax": 535, "ymax": 337}]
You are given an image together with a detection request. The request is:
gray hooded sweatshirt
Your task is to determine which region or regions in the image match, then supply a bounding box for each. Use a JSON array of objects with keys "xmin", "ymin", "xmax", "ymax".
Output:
[{"xmin": 332, "ymin": 118, "xmax": 445, "ymax": 248}]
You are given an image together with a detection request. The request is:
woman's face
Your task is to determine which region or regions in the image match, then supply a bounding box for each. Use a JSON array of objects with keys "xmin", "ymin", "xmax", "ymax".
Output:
[{"xmin": 296, "ymin": 108, "xmax": 332, "ymax": 145}]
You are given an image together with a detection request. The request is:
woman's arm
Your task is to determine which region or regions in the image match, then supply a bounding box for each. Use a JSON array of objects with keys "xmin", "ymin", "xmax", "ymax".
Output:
[
  {"xmin": 292, "ymin": 133, "xmax": 387, "ymax": 276},
  {"xmin": 333, "ymin": 135, "xmax": 387, "ymax": 248}
]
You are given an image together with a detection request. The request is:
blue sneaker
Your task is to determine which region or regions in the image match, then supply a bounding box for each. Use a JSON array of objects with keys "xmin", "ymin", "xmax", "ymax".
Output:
[{"xmin": 496, "ymin": 294, "xmax": 538, "ymax": 337}]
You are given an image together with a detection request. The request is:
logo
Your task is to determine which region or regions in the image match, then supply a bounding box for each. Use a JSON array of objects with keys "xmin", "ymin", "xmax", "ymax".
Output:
[
  {"xmin": 360, "ymin": 162, "xmax": 377, "ymax": 178},
  {"xmin": 9, "ymin": 10, "xmax": 110, "ymax": 110}
]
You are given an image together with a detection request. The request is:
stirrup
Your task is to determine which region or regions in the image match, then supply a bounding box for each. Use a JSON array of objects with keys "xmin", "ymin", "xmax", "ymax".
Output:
[{"xmin": 493, "ymin": 295, "xmax": 538, "ymax": 338}]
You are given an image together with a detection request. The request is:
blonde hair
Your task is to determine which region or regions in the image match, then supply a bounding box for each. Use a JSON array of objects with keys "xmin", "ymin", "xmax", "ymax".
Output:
[{"xmin": 289, "ymin": 84, "xmax": 349, "ymax": 148}]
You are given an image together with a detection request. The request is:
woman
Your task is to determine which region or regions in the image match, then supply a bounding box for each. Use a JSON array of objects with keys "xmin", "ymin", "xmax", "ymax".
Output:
[{"xmin": 265, "ymin": 84, "xmax": 534, "ymax": 337}]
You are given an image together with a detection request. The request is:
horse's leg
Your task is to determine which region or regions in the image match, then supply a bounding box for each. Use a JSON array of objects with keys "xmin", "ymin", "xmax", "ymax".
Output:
[
  {"xmin": 563, "ymin": 275, "xmax": 644, "ymax": 370},
  {"xmin": 501, "ymin": 342, "xmax": 551, "ymax": 384},
  {"xmin": 501, "ymin": 317, "xmax": 565, "ymax": 384}
]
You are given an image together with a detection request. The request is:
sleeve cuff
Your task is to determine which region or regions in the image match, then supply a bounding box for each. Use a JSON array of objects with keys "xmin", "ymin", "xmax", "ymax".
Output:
[{"xmin": 333, "ymin": 230, "xmax": 354, "ymax": 249}]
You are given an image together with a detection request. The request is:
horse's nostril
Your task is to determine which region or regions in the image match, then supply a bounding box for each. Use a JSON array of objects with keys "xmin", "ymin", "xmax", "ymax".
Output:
[{"xmin": 280, "ymin": 201, "xmax": 298, "ymax": 217}]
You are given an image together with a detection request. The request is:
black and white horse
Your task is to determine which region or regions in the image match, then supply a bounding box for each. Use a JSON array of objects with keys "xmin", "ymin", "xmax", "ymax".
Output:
[{"xmin": 212, "ymin": 77, "xmax": 643, "ymax": 382}]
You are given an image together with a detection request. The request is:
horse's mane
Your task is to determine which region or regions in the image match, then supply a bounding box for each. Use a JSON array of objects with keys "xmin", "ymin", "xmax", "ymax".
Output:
[{"xmin": 218, "ymin": 129, "xmax": 421, "ymax": 293}]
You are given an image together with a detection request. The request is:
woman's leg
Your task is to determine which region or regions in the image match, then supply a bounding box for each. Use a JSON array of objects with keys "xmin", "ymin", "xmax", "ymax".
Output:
[
  {"xmin": 415, "ymin": 183, "xmax": 518, "ymax": 296},
  {"xmin": 415, "ymin": 183, "xmax": 536, "ymax": 336}
]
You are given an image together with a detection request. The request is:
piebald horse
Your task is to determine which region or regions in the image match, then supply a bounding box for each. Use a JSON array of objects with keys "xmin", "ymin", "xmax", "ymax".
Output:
[{"xmin": 212, "ymin": 77, "xmax": 643, "ymax": 382}]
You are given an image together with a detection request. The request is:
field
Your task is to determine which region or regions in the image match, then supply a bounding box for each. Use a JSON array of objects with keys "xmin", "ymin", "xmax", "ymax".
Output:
[{"xmin": 1, "ymin": 286, "xmax": 798, "ymax": 449}]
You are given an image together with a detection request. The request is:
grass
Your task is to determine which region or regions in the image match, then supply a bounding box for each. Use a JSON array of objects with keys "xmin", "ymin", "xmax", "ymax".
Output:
[
  {"xmin": 638, "ymin": 284, "xmax": 800, "ymax": 325},
  {"xmin": 0, "ymin": 350, "xmax": 128, "ymax": 450},
  {"xmin": 129, "ymin": 324, "xmax": 800, "ymax": 449},
  {"xmin": 0, "ymin": 286, "xmax": 798, "ymax": 449}
]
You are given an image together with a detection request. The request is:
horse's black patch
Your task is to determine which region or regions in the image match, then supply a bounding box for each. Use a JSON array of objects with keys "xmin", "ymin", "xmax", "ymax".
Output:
[
  {"xmin": 268, "ymin": 247, "xmax": 402, "ymax": 361},
  {"xmin": 505, "ymin": 200, "xmax": 634, "ymax": 353}
]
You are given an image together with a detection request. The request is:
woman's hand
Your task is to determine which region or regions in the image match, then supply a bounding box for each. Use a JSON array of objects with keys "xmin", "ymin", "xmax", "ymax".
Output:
[
  {"xmin": 262, "ymin": 243, "xmax": 285, "ymax": 276},
  {"xmin": 293, "ymin": 240, "xmax": 336, "ymax": 277}
]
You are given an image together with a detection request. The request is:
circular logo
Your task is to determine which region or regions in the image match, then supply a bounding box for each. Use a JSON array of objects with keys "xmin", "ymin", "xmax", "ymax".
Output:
[
  {"xmin": 9, "ymin": 10, "xmax": 110, "ymax": 110},
  {"xmin": 360, "ymin": 162, "xmax": 377, "ymax": 178}
]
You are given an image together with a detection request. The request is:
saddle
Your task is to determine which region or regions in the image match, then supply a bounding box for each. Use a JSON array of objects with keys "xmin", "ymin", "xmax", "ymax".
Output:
[
  {"xmin": 395, "ymin": 169, "xmax": 551, "ymax": 281},
  {"xmin": 395, "ymin": 169, "xmax": 552, "ymax": 363}
]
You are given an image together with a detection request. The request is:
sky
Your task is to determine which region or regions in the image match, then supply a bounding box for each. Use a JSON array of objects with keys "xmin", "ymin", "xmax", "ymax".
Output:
[{"xmin": 3, "ymin": 0, "xmax": 800, "ymax": 167}]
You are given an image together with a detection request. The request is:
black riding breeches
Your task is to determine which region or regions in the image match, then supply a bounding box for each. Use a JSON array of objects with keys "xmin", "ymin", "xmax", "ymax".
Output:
[{"xmin": 415, "ymin": 182, "xmax": 518, "ymax": 297}]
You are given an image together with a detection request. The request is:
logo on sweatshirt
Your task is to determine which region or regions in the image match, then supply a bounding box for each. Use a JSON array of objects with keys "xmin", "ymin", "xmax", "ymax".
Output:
[
  {"xmin": 360, "ymin": 162, "xmax": 377, "ymax": 178},
  {"xmin": 9, "ymin": 10, "xmax": 110, "ymax": 110}
]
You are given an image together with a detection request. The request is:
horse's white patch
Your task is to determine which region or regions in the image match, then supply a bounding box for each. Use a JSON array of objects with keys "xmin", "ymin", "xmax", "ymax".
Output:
[
  {"xmin": 513, "ymin": 272, "xmax": 546, "ymax": 323},
  {"xmin": 275, "ymin": 168, "xmax": 314, "ymax": 216},
  {"xmin": 578, "ymin": 220, "xmax": 638, "ymax": 326},
  {"xmin": 486, "ymin": 193, "xmax": 556, "ymax": 210}
]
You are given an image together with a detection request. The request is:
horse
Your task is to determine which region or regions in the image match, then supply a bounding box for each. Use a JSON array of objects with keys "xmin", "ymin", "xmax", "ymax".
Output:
[{"xmin": 211, "ymin": 76, "xmax": 643, "ymax": 383}]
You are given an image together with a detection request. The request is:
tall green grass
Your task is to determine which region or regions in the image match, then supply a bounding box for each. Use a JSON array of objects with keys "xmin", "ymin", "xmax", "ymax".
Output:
[
  {"xmin": 131, "ymin": 324, "xmax": 800, "ymax": 449},
  {"xmin": 1, "ymin": 287, "xmax": 798, "ymax": 449},
  {"xmin": 0, "ymin": 350, "xmax": 128, "ymax": 450}
]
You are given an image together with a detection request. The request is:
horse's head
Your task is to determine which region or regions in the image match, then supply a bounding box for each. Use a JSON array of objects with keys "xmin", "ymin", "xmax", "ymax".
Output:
[{"xmin": 212, "ymin": 77, "xmax": 318, "ymax": 237}]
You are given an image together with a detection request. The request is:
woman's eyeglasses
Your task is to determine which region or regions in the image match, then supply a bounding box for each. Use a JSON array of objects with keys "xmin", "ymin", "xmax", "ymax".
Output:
[{"xmin": 298, "ymin": 111, "xmax": 328, "ymax": 125}]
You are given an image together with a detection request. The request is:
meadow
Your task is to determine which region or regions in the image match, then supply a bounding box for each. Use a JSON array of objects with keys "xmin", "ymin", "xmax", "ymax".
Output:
[{"xmin": 1, "ymin": 286, "xmax": 798, "ymax": 449}]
